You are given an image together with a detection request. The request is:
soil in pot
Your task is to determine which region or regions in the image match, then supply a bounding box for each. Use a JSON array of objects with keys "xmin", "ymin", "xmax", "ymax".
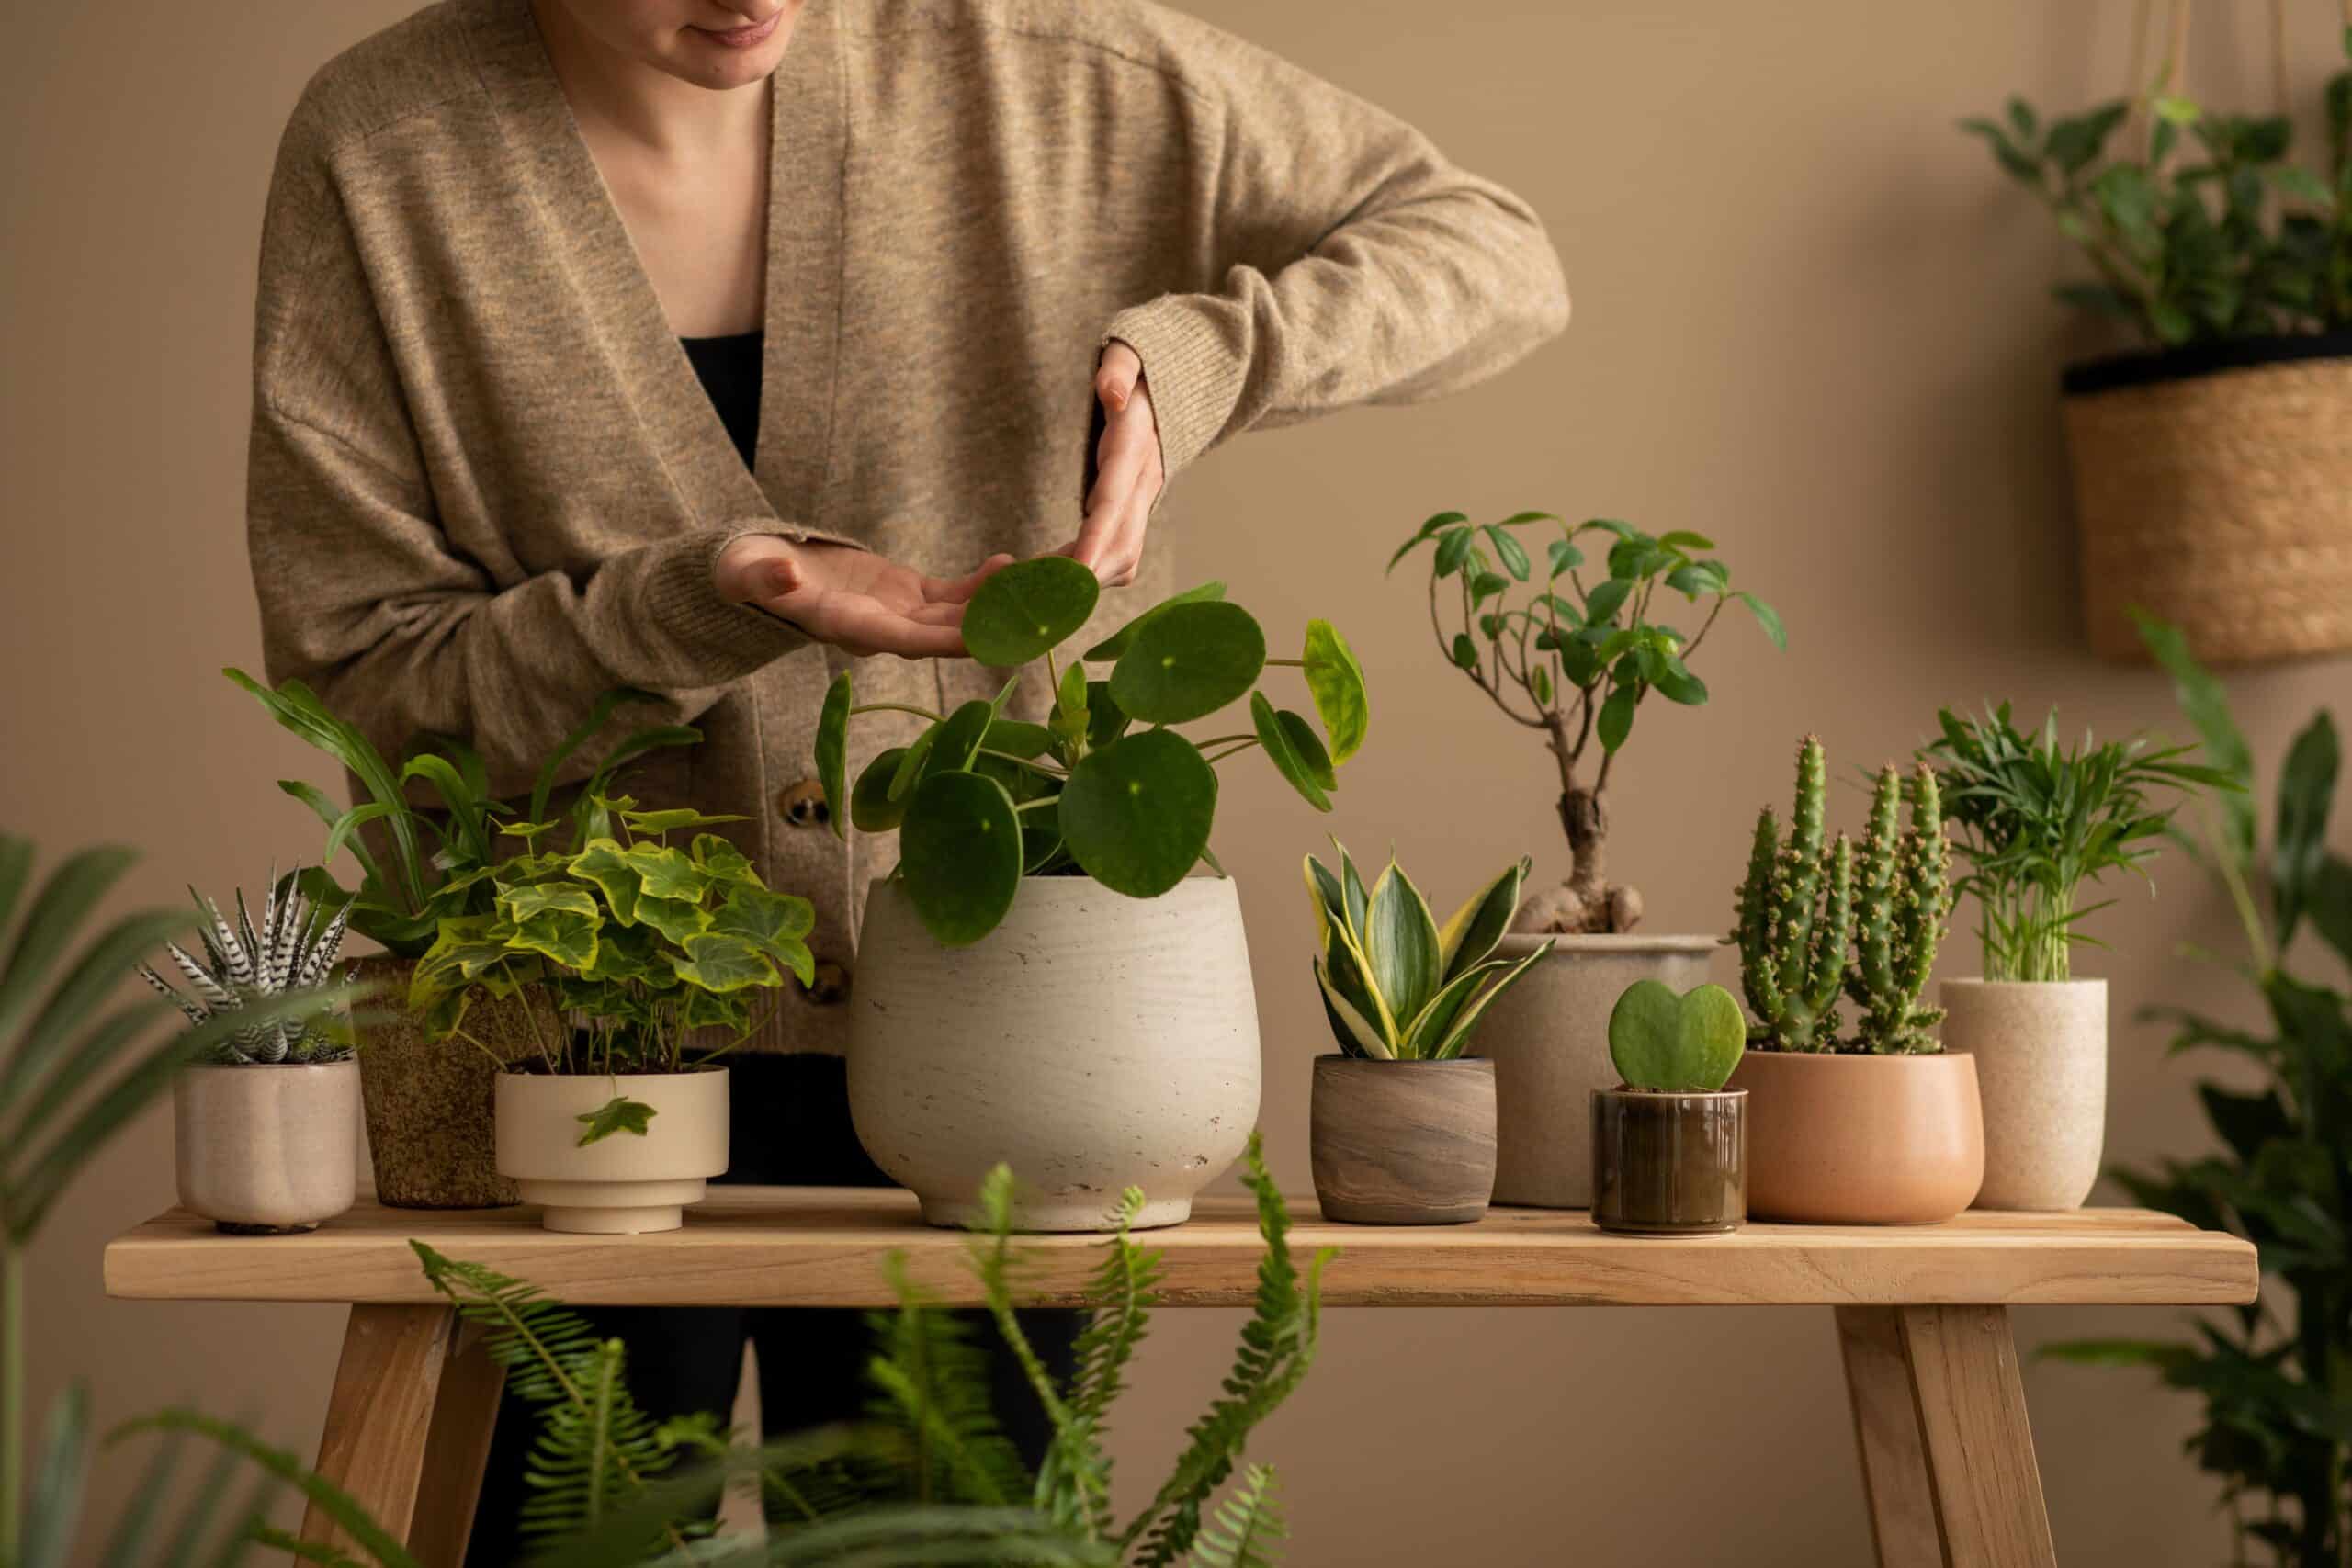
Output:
[
  {"xmin": 1727, "ymin": 1050, "xmax": 1984, "ymax": 1224},
  {"xmin": 1470, "ymin": 934, "xmax": 1719, "ymax": 1207},
  {"xmin": 352, "ymin": 954, "xmax": 557, "ymax": 1209},
  {"xmin": 1310, "ymin": 1055, "xmax": 1496, "ymax": 1225},
  {"xmin": 1943, "ymin": 979, "xmax": 2107, "ymax": 1212},
  {"xmin": 1589, "ymin": 1088, "xmax": 1745, "ymax": 1235},
  {"xmin": 174, "ymin": 1059, "xmax": 360, "ymax": 1234},
  {"xmin": 494, "ymin": 1067, "xmax": 730, "ymax": 1234}
]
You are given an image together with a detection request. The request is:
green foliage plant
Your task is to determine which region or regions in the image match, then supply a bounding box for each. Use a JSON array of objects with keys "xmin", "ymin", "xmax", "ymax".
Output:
[
  {"xmin": 2041, "ymin": 616, "xmax": 2352, "ymax": 1567},
  {"xmin": 1734, "ymin": 737, "xmax": 1954, "ymax": 1054},
  {"xmin": 229, "ymin": 673, "xmax": 698, "ymax": 959},
  {"xmin": 1302, "ymin": 843, "xmax": 1554, "ymax": 1060},
  {"xmin": 813, "ymin": 559, "xmax": 1369, "ymax": 948},
  {"xmin": 1919, "ymin": 702, "xmax": 2237, "ymax": 982},
  {"xmin": 1961, "ymin": 31, "xmax": 2352, "ymax": 348},
  {"xmin": 135, "ymin": 875, "xmax": 354, "ymax": 1064},
  {"xmin": 1389, "ymin": 512, "xmax": 1781, "ymax": 935},
  {"xmin": 1607, "ymin": 979, "xmax": 1746, "ymax": 1091}
]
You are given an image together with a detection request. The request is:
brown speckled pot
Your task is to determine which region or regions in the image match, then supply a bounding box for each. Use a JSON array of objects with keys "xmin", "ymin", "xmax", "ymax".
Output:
[
  {"xmin": 352, "ymin": 955, "xmax": 560, "ymax": 1209},
  {"xmin": 1310, "ymin": 1055, "xmax": 1497, "ymax": 1225},
  {"xmin": 1729, "ymin": 1050, "xmax": 1984, "ymax": 1224}
]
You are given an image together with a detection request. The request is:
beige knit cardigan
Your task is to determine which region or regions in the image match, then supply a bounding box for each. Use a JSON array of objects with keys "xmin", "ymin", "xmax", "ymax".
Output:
[{"xmin": 248, "ymin": 0, "xmax": 1569, "ymax": 1055}]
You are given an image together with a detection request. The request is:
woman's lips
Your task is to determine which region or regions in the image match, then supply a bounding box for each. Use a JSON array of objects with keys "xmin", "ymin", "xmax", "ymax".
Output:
[{"xmin": 695, "ymin": 12, "xmax": 781, "ymax": 49}]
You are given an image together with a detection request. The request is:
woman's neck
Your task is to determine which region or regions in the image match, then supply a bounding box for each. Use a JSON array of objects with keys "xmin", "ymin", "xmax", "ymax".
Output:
[{"xmin": 531, "ymin": 0, "xmax": 771, "ymax": 156}]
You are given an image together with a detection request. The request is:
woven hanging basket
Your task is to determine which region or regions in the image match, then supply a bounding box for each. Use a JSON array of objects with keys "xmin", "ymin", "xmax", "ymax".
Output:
[{"xmin": 2063, "ymin": 333, "xmax": 2352, "ymax": 664}]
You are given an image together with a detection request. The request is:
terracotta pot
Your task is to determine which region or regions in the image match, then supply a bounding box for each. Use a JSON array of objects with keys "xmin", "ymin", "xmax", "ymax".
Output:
[
  {"xmin": 1468, "ymin": 934, "xmax": 1719, "ymax": 1206},
  {"xmin": 1310, "ymin": 1055, "xmax": 1496, "ymax": 1225},
  {"xmin": 494, "ymin": 1068, "xmax": 729, "ymax": 1234},
  {"xmin": 173, "ymin": 1060, "xmax": 359, "ymax": 1234},
  {"xmin": 1943, "ymin": 979, "xmax": 2107, "ymax": 1212},
  {"xmin": 351, "ymin": 954, "xmax": 558, "ymax": 1209},
  {"xmin": 1728, "ymin": 1050, "xmax": 1984, "ymax": 1224},
  {"xmin": 1590, "ymin": 1088, "xmax": 1746, "ymax": 1235},
  {"xmin": 849, "ymin": 876, "xmax": 1260, "ymax": 1232}
]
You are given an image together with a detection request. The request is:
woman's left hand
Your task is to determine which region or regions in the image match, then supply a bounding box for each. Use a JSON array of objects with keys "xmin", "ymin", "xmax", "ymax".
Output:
[{"xmin": 1059, "ymin": 341, "xmax": 1164, "ymax": 588}]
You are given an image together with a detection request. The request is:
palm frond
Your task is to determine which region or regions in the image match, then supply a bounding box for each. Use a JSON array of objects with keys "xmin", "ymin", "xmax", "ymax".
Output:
[{"xmin": 106, "ymin": 1410, "xmax": 421, "ymax": 1568}]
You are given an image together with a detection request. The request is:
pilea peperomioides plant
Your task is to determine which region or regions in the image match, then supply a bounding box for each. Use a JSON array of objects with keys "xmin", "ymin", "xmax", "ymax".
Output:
[
  {"xmin": 1390, "ymin": 513, "xmax": 1782, "ymax": 936},
  {"xmin": 1735, "ymin": 737, "xmax": 1954, "ymax": 1054},
  {"xmin": 815, "ymin": 558, "xmax": 1369, "ymax": 947}
]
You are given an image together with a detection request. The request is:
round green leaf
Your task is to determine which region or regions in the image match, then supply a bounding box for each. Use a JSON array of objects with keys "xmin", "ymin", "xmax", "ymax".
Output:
[
  {"xmin": 1302, "ymin": 619, "xmax": 1368, "ymax": 763},
  {"xmin": 961, "ymin": 557, "xmax": 1101, "ymax": 668},
  {"xmin": 815, "ymin": 671, "xmax": 851, "ymax": 840},
  {"xmin": 917, "ymin": 700, "xmax": 996, "ymax": 786},
  {"xmin": 984, "ymin": 719, "xmax": 1057, "ymax": 759},
  {"xmin": 1058, "ymin": 729, "xmax": 1218, "ymax": 897},
  {"xmin": 1081, "ymin": 581, "xmax": 1227, "ymax": 661},
  {"xmin": 888, "ymin": 726, "xmax": 938, "ymax": 802},
  {"xmin": 850, "ymin": 749, "xmax": 910, "ymax": 831},
  {"xmin": 899, "ymin": 771, "xmax": 1024, "ymax": 946},
  {"xmin": 1251, "ymin": 692, "xmax": 1331, "ymax": 811},
  {"xmin": 1108, "ymin": 601, "xmax": 1265, "ymax": 725}
]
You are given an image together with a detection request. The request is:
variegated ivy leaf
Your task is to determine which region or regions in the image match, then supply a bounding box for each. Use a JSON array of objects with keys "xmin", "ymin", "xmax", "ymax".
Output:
[
  {"xmin": 632, "ymin": 895, "xmax": 709, "ymax": 947},
  {"xmin": 496, "ymin": 881, "xmax": 599, "ymax": 924},
  {"xmin": 710, "ymin": 886, "xmax": 815, "ymax": 946},
  {"xmin": 621, "ymin": 806, "xmax": 751, "ymax": 836},
  {"xmin": 620, "ymin": 842, "xmax": 709, "ymax": 903},
  {"xmin": 690, "ymin": 833, "xmax": 758, "ymax": 884},
  {"xmin": 507, "ymin": 907, "xmax": 599, "ymax": 972},
  {"xmin": 567, "ymin": 840, "xmax": 641, "ymax": 925},
  {"xmin": 576, "ymin": 1095, "xmax": 657, "ymax": 1145},
  {"xmin": 668, "ymin": 931, "xmax": 783, "ymax": 993}
]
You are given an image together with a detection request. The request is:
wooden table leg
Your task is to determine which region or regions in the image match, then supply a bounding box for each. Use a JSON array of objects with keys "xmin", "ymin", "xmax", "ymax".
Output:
[
  {"xmin": 1834, "ymin": 1304, "xmax": 2059, "ymax": 1568},
  {"xmin": 406, "ymin": 1321, "xmax": 508, "ymax": 1567},
  {"xmin": 300, "ymin": 1303, "xmax": 492, "ymax": 1560}
]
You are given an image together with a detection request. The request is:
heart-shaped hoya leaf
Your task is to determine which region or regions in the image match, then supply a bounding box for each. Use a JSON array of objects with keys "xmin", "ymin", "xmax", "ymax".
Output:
[
  {"xmin": 1607, "ymin": 979, "xmax": 1747, "ymax": 1091},
  {"xmin": 1108, "ymin": 601, "xmax": 1266, "ymax": 725},
  {"xmin": 899, "ymin": 771, "xmax": 1024, "ymax": 946},
  {"xmin": 962, "ymin": 556, "xmax": 1101, "ymax": 668},
  {"xmin": 1057, "ymin": 729, "xmax": 1217, "ymax": 897}
]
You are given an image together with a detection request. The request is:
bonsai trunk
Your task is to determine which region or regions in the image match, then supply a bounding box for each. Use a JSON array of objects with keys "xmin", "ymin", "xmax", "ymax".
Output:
[{"xmin": 1516, "ymin": 721, "xmax": 1645, "ymax": 934}]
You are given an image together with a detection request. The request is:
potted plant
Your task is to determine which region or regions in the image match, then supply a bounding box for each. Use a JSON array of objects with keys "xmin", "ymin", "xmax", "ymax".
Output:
[
  {"xmin": 231, "ymin": 672, "xmax": 691, "ymax": 1208},
  {"xmin": 1591, "ymin": 980, "xmax": 1747, "ymax": 1235},
  {"xmin": 408, "ymin": 805, "xmax": 815, "ymax": 1234},
  {"xmin": 816, "ymin": 558, "xmax": 1368, "ymax": 1231},
  {"xmin": 1302, "ymin": 844, "xmax": 1552, "ymax": 1224},
  {"xmin": 1961, "ymin": 28, "xmax": 2352, "ymax": 663},
  {"xmin": 138, "ymin": 875, "xmax": 360, "ymax": 1234},
  {"xmin": 1726, "ymin": 737, "xmax": 1984, "ymax": 1224},
  {"xmin": 1386, "ymin": 511, "xmax": 1782, "ymax": 1206}
]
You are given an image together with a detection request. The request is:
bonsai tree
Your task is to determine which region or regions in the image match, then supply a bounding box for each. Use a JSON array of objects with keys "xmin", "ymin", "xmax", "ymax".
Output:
[
  {"xmin": 815, "ymin": 558, "xmax": 1369, "ymax": 947},
  {"xmin": 1389, "ymin": 512, "xmax": 1782, "ymax": 934}
]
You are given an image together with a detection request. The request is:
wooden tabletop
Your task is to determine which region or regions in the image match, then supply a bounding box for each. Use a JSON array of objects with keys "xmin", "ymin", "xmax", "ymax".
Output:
[{"xmin": 103, "ymin": 1188, "xmax": 2259, "ymax": 1310}]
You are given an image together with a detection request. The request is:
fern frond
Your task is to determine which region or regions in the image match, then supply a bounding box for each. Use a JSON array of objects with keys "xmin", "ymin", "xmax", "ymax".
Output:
[
  {"xmin": 1184, "ymin": 1465, "xmax": 1285, "ymax": 1568},
  {"xmin": 410, "ymin": 1241, "xmax": 603, "ymax": 1406},
  {"xmin": 760, "ymin": 1506, "xmax": 1114, "ymax": 1567},
  {"xmin": 865, "ymin": 1257, "xmax": 1029, "ymax": 1509}
]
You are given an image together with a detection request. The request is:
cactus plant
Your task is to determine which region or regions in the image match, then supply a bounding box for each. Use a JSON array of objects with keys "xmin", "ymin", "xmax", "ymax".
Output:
[
  {"xmin": 1844, "ymin": 763, "xmax": 1953, "ymax": 1053},
  {"xmin": 136, "ymin": 874, "xmax": 354, "ymax": 1063}
]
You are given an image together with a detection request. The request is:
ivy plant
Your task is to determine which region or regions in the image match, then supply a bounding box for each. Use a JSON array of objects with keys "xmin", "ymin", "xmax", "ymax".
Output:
[
  {"xmin": 1961, "ymin": 30, "xmax": 2352, "ymax": 348},
  {"xmin": 1389, "ymin": 512, "xmax": 1781, "ymax": 935},
  {"xmin": 815, "ymin": 558, "xmax": 1369, "ymax": 947}
]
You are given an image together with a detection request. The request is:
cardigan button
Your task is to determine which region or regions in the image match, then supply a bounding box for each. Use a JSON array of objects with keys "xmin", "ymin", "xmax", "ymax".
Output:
[
  {"xmin": 803, "ymin": 961, "xmax": 850, "ymax": 1006},
  {"xmin": 777, "ymin": 778, "xmax": 829, "ymax": 827}
]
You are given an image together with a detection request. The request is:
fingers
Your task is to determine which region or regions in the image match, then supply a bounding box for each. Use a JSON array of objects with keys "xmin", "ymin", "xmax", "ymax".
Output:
[
  {"xmin": 920, "ymin": 553, "xmax": 1015, "ymax": 605},
  {"xmin": 1096, "ymin": 341, "xmax": 1143, "ymax": 412},
  {"xmin": 761, "ymin": 583, "xmax": 970, "ymax": 660}
]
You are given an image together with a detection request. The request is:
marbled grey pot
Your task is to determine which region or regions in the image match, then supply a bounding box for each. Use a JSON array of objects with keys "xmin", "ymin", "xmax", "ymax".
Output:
[
  {"xmin": 1590, "ymin": 1087, "xmax": 1747, "ymax": 1235},
  {"xmin": 1310, "ymin": 1055, "xmax": 1497, "ymax": 1225}
]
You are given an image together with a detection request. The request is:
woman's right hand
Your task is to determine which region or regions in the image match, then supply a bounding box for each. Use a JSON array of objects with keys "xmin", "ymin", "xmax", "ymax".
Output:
[{"xmin": 715, "ymin": 535, "xmax": 1012, "ymax": 659}]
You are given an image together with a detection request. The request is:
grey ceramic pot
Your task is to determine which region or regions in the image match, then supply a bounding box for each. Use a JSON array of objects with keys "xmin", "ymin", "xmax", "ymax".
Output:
[
  {"xmin": 1589, "ymin": 1087, "xmax": 1747, "ymax": 1235},
  {"xmin": 1310, "ymin": 1055, "xmax": 1498, "ymax": 1224}
]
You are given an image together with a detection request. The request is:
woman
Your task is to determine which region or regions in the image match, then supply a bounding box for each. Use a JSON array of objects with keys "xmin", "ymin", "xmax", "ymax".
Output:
[{"xmin": 249, "ymin": 0, "xmax": 1565, "ymax": 1553}]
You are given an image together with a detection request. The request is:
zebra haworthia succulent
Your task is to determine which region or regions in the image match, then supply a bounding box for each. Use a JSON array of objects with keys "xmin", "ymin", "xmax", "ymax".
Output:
[{"xmin": 138, "ymin": 874, "xmax": 355, "ymax": 1064}]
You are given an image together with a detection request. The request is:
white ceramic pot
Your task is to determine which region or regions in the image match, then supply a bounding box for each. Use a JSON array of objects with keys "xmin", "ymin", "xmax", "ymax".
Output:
[
  {"xmin": 494, "ymin": 1068, "xmax": 729, "ymax": 1234},
  {"xmin": 1468, "ymin": 934, "xmax": 1720, "ymax": 1207},
  {"xmin": 850, "ymin": 875, "xmax": 1260, "ymax": 1232},
  {"xmin": 1942, "ymin": 978, "xmax": 2108, "ymax": 1211},
  {"xmin": 174, "ymin": 1060, "xmax": 359, "ymax": 1234}
]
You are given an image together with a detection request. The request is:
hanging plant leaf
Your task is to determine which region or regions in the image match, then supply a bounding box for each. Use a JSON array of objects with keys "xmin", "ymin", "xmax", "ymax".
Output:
[
  {"xmin": 961, "ymin": 556, "xmax": 1101, "ymax": 667},
  {"xmin": 576, "ymin": 1095, "xmax": 656, "ymax": 1145},
  {"xmin": 852, "ymin": 749, "xmax": 910, "ymax": 831},
  {"xmin": 1302, "ymin": 619, "xmax": 1368, "ymax": 764},
  {"xmin": 899, "ymin": 770, "xmax": 1024, "ymax": 946},
  {"xmin": 1058, "ymin": 730, "xmax": 1218, "ymax": 897},
  {"xmin": 1251, "ymin": 692, "xmax": 1332, "ymax": 811},
  {"xmin": 1108, "ymin": 601, "xmax": 1266, "ymax": 724},
  {"xmin": 984, "ymin": 719, "xmax": 1057, "ymax": 759},
  {"xmin": 815, "ymin": 671, "xmax": 851, "ymax": 840},
  {"xmin": 1081, "ymin": 581, "xmax": 1227, "ymax": 661}
]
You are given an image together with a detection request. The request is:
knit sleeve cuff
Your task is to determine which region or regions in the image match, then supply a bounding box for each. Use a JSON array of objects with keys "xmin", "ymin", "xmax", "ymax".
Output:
[
  {"xmin": 641, "ymin": 522, "xmax": 862, "ymax": 679},
  {"xmin": 1103, "ymin": 298, "xmax": 1250, "ymax": 479}
]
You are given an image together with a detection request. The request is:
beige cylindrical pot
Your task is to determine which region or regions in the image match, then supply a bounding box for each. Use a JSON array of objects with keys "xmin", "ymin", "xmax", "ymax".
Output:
[
  {"xmin": 352, "ymin": 955, "xmax": 559, "ymax": 1210},
  {"xmin": 174, "ymin": 1060, "xmax": 360, "ymax": 1234},
  {"xmin": 494, "ymin": 1069, "xmax": 729, "ymax": 1235},
  {"xmin": 1943, "ymin": 979, "xmax": 2108, "ymax": 1212},
  {"xmin": 1728, "ymin": 1051, "xmax": 1984, "ymax": 1224},
  {"xmin": 1310, "ymin": 1055, "xmax": 1496, "ymax": 1225},
  {"xmin": 850, "ymin": 876, "xmax": 1260, "ymax": 1233},
  {"xmin": 1469, "ymin": 934, "xmax": 1719, "ymax": 1207}
]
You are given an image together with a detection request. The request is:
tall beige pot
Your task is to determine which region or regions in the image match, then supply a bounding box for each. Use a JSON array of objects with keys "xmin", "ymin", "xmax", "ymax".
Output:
[
  {"xmin": 1468, "ymin": 934, "xmax": 1719, "ymax": 1207},
  {"xmin": 495, "ymin": 1068, "xmax": 730, "ymax": 1234},
  {"xmin": 1943, "ymin": 978, "xmax": 2108, "ymax": 1212},
  {"xmin": 849, "ymin": 876, "xmax": 1261, "ymax": 1233},
  {"xmin": 351, "ymin": 954, "xmax": 558, "ymax": 1209},
  {"xmin": 174, "ymin": 1060, "xmax": 359, "ymax": 1234}
]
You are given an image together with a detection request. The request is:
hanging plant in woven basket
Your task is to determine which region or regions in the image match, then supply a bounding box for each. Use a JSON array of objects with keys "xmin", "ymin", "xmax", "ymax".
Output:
[{"xmin": 1963, "ymin": 2, "xmax": 2352, "ymax": 664}]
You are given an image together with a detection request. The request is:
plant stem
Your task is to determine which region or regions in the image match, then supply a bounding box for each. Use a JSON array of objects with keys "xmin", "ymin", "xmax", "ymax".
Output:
[
  {"xmin": 1263, "ymin": 658, "xmax": 1304, "ymax": 668},
  {"xmin": 850, "ymin": 704, "xmax": 944, "ymax": 723},
  {"xmin": 1, "ymin": 1239, "xmax": 19, "ymax": 1563},
  {"xmin": 1200, "ymin": 741, "xmax": 1261, "ymax": 765},
  {"xmin": 975, "ymin": 750, "xmax": 1067, "ymax": 778}
]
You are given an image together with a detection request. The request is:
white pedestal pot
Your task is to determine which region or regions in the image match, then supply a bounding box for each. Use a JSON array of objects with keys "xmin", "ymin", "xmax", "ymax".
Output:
[
  {"xmin": 495, "ymin": 1068, "xmax": 730, "ymax": 1234},
  {"xmin": 1941, "ymin": 979, "xmax": 2108, "ymax": 1212},
  {"xmin": 849, "ymin": 875, "xmax": 1261, "ymax": 1232}
]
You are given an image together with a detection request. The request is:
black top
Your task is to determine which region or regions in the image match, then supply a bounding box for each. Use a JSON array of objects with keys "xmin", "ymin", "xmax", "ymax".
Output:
[{"xmin": 680, "ymin": 330, "xmax": 763, "ymax": 469}]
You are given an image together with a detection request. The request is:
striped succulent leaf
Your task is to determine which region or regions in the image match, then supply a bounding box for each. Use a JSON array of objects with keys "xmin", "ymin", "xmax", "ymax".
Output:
[{"xmin": 136, "ymin": 873, "xmax": 354, "ymax": 1064}]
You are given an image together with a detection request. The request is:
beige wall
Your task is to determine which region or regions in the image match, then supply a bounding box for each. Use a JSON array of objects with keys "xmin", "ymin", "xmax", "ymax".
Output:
[{"xmin": 6, "ymin": 2, "xmax": 2349, "ymax": 1562}]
